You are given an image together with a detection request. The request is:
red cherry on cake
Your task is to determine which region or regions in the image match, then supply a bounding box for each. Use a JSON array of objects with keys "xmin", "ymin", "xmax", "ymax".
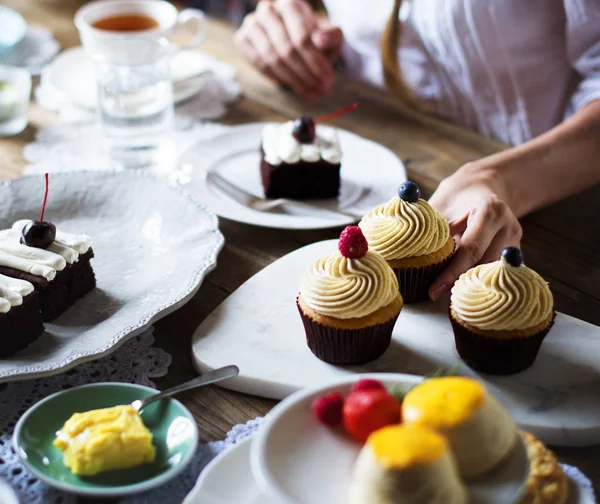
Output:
[
  {"xmin": 351, "ymin": 378, "xmax": 386, "ymax": 394},
  {"xmin": 312, "ymin": 392, "xmax": 345, "ymax": 426},
  {"xmin": 343, "ymin": 390, "xmax": 401, "ymax": 443},
  {"xmin": 338, "ymin": 226, "xmax": 368, "ymax": 259},
  {"xmin": 292, "ymin": 115, "xmax": 316, "ymax": 144},
  {"xmin": 20, "ymin": 173, "xmax": 56, "ymax": 249}
]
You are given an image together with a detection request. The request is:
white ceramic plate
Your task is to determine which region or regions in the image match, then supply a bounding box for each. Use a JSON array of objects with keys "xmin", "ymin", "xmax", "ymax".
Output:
[
  {"xmin": 177, "ymin": 122, "xmax": 406, "ymax": 230},
  {"xmin": 46, "ymin": 46, "xmax": 214, "ymax": 109},
  {"xmin": 192, "ymin": 239, "xmax": 600, "ymax": 447},
  {"xmin": 0, "ymin": 171, "xmax": 223, "ymax": 382},
  {"xmin": 186, "ymin": 435, "xmax": 597, "ymax": 504},
  {"xmin": 250, "ymin": 373, "xmax": 528, "ymax": 504}
]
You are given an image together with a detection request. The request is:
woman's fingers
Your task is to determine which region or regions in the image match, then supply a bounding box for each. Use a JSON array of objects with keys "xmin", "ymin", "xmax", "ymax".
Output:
[
  {"xmin": 479, "ymin": 219, "xmax": 522, "ymax": 265},
  {"xmin": 429, "ymin": 196, "xmax": 509, "ymax": 301},
  {"xmin": 275, "ymin": 0, "xmax": 334, "ymax": 89}
]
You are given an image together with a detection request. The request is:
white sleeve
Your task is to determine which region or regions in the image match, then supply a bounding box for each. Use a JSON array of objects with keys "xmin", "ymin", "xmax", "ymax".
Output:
[{"xmin": 565, "ymin": 0, "xmax": 600, "ymax": 115}]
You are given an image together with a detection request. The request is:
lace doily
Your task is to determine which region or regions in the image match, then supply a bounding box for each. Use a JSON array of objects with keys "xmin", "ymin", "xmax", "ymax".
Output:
[{"xmin": 0, "ymin": 26, "xmax": 60, "ymax": 75}]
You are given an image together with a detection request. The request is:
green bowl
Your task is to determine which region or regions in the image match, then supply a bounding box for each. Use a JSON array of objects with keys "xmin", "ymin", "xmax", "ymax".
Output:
[{"xmin": 13, "ymin": 382, "xmax": 199, "ymax": 497}]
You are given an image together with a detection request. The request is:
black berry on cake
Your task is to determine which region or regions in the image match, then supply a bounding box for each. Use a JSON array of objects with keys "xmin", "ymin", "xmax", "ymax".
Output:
[
  {"xmin": 260, "ymin": 104, "xmax": 357, "ymax": 200},
  {"xmin": 0, "ymin": 174, "xmax": 96, "ymax": 323}
]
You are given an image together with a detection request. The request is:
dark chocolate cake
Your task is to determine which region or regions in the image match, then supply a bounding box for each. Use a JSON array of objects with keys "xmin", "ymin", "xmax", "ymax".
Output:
[
  {"xmin": 0, "ymin": 274, "xmax": 45, "ymax": 357},
  {"xmin": 0, "ymin": 220, "xmax": 96, "ymax": 322},
  {"xmin": 260, "ymin": 116, "xmax": 342, "ymax": 200}
]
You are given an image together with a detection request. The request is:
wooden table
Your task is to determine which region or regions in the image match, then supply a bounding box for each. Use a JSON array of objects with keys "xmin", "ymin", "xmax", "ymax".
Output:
[{"xmin": 2, "ymin": 0, "xmax": 599, "ymax": 498}]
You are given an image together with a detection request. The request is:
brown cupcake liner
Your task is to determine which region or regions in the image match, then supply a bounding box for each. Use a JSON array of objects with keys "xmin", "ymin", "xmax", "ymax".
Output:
[
  {"xmin": 450, "ymin": 312, "xmax": 556, "ymax": 375},
  {"xmin": 393, "ymin": 252, "xmax": 454, "ymax": 303},
  {"xmin": 297, "ymin": 300, "xmax": 399, "ymax": 365}
]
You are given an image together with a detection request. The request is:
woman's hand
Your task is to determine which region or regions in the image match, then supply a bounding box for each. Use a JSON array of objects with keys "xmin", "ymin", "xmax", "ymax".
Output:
[
  {"xmin": 428, "ymin": 163, "xmax": 522, "ymax": 301},
  {"xmin": 234, "ymin": 0, "xmax": 343, "ymax": 101}
]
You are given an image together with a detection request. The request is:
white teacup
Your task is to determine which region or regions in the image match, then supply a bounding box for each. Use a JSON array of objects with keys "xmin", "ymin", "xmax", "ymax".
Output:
[{"xmin": 74, "ymin": 0, "xmax": 206, "ymax": 57}]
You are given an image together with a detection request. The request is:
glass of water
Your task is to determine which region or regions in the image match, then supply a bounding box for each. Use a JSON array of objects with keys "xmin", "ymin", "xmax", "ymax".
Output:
[{"xmin": 91, "ymin": 37, "xmax": 175, "ymax": 170}]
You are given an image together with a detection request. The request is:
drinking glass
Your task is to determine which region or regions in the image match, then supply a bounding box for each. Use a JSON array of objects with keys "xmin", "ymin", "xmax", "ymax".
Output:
[{"xmin": 91, "ymin": 37, "xmax": 175, "ymax": 169}]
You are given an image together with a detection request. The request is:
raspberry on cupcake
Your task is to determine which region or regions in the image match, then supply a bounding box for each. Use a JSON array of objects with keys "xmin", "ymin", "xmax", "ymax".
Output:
[
  {"xmin": 358, "ymin": 181, "xmax": 455, "ymax": 303},
  {"xmin": 297, "ymin": 226, "xmax": 403, "ymax": 365},
  {"xmin": 449, "ymin": 247, "xmax": 555, "ymax": 375}
]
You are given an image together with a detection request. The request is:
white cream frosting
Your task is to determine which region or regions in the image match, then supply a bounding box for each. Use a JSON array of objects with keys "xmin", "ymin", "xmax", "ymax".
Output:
[
  {"xmin": 0, "ymin": 220, "xmax": 92, "ymax": 281},
  {"xmin": 262, "ymin": 121, "xmax": 342, "ymax": 165},
  {"xmin": 0, "ymin": 273, "xmax": 34, "ymax": 314}
]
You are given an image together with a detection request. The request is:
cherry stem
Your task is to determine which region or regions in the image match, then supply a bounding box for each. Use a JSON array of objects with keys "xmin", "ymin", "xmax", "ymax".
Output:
[
  {"xmin": 315, "ymin": 102, "xmax": 358, "ymax": 124},
  {"xmin": 40, "ymin": 173, "xmax": 49, "ymax": 222}
]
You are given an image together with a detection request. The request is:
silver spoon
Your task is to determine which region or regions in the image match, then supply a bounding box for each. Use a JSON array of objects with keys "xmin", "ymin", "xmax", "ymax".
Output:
[{"xmin": 131, "ymin": 365, "xmax": 239, "ymax": 412}]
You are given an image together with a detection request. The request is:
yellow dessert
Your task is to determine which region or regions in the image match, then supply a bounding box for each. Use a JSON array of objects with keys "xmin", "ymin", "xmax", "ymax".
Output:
[
  {"xmin": 350, "ymin": 424, "xmax": 467, "ymax": 504},
  {"xmin": 403, "ymin": 377, "xmax": 517, "ymax": 479},
  {"xmin": 53, "ymin": 405, "xmax": 156, "ymax": 476}
]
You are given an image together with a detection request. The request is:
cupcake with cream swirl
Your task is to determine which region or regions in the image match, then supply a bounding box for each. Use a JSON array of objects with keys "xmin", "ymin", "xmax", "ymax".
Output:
[
  {"xmin": 297, "ymin": 226, "xmax": 403, "ymax": 364},
  {"xmin": 359, "ymin": 181, "xmax": 455, "ymax": 303},
  {"xmin": 450, "ymin": 246, "xmax": 555, "ymax": 374}
]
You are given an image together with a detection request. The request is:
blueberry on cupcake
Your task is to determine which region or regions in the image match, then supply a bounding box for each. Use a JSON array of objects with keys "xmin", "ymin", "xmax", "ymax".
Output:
[
  {"xmin": 449, "ymin": 247, "xmax": 555, "ymax": 375},
  {"xmin": 297, "ymin": 226, "xmax": 403, "ymax": 365}
]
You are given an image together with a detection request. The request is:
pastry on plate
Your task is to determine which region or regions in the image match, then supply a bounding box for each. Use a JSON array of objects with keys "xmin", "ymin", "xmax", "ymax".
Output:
[
  {"xmin": 359, "ymin": 181, "xmax": 454, "ymax": 303},
  {"xmin": 402, "ymin": 376, "xmax": 518, "ymax": 479},
  {"xmin": 449, "ymin": 246, "xmax": 555, "ymax": 375},
  {"xmin": 260, "ymin": 116, "xmax": 342, "ymax": 200},
  {"xmin": 350, "ymin": 424, "xmax": 467, "ymax": 504},
  {"xmin": 518, "ymin": 431, "xmax": 569, "ymax": 504},
  {"xmin": 0, "ymin": 219, "xmax": 96, "ymax": 321},
  {"xmin": 297, "ymin": 225, "xmax": 403, "ymax": 365},
  {"xmin": 0, "ymin": 273, "xmax": 44, "ymax": 357}
]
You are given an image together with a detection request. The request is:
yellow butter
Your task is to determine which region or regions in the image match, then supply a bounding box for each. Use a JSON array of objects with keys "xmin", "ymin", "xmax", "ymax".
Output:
[
  {"xmin": 53, "ymin": 405, "xmax": 156, "ymax": 476},
  {"xmin": 367, "ymin": 424, "xmax": 447, "ymax": 469},
  {"xmin": 402, "ymin": 377, "xmax": 485, "ymax": 430}
]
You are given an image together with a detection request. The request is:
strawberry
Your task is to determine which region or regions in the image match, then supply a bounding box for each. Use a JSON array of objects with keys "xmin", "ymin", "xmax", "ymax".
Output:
[
  {"xmin": 338, "ymin": 226, "xmax": 368, "ymax": 259},
  {"xmin": 351, "ymin": 378, "xmax": 386, "ymax": 394},
  {"xmin": 343, "ymin": 390, "xmax": 401, "ymax": 443},
  {"xmin": 312, "ymin": 392, "xmax": 344, "ymax": 426}
]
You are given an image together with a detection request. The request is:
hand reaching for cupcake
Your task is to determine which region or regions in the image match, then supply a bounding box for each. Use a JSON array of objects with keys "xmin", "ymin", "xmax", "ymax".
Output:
[{"xmin": 428, "ymin": 164, "xmax": 522, "ymax": 301}]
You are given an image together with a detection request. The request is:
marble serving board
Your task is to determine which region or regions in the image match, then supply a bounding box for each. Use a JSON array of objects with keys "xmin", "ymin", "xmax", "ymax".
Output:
[{"xmin": 192, "ymin": 240, "xmax": 600, "ymax": 447}]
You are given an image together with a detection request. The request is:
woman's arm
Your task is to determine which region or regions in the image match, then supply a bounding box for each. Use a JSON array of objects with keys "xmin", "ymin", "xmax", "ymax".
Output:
[{"xmin": 428, "ymin": 99, "xmax": 600, "ymax": 300}]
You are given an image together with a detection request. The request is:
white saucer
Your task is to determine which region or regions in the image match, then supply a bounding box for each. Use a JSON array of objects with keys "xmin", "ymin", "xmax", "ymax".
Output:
[
  {"xmin": 186, "ymin": 433, "xmax": 596, "ymax": 504},
  {"xmin": 177, "ymin": 122, "xmax": 406, "ymax": 230},
  {"xmin": 45, "ymin": 46, "xmax": 213, "ymax": 109}
]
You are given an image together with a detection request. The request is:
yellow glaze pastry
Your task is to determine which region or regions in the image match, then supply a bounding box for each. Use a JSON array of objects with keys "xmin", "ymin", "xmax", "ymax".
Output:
[
  {"xmin": 300, "ymin": 249, "xmax": 399, "ymax": 319},
  {"xmin": 368, "ymin": 424, "xmax": 446, "ymax": 469},
  {"xmin": 54, "ymin": 405, "xmax": 156, "ymax": 476},
  {"xmin": 403, "ymin": 377, "xmax": 517, "ymax": 479},
  {"xmin": 350, "ymin": 425, "xmax": 467, "ymax": 504},
  {"xmin": 402, "ymin": 377, "xmax": 485, "ymax": 430},
  {"xmin": 359, "ymin": 196, "xmax": 450, "ymax": 260},
  {"xmin": 451, "ymin": 257, "xmax": 553, "ymax": 332}
]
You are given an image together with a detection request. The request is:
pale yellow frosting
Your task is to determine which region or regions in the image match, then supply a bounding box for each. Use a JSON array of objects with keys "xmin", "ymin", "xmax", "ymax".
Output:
[
  {"xmin": 300, "ymin": 249, "xmax": 399, "ymax": 319},
  {"xmin": 359, "ymin": 197, "xmax": 450, "ymax": 260},
  {"xmin": 451, "ymin": 258, "xmax": 553, "ymax": 331}
]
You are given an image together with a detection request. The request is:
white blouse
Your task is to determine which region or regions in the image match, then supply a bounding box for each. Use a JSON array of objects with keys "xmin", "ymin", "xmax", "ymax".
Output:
[{"xmin": 323, "ymin": 0, "xmax": 600, "ymax": 145}]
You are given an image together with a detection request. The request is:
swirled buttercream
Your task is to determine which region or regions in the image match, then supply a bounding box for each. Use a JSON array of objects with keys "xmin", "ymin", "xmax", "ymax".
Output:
[
  {"xmin": 451, "ymin": 258, "xmax": 553, "ymax": 331},
  {"xmin": 359, "ymin": 197, "xmax": 450, "ymax": 260},
  {"xmin": 262, "ymin": 122, "xmax": 342, "ymax": 165},
  {"xmin": 300, "ymin": 250, "xmax": 399, "ymax": 319}
]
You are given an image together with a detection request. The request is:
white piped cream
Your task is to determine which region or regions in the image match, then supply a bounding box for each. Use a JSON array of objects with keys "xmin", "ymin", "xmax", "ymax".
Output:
[
  {"xmin": 0, "ymin": 273, "xmax": 34, "ymax": 314},
  {"xmin": 262, "ymin": 121, "xmax": 342, "ymax": 166}
]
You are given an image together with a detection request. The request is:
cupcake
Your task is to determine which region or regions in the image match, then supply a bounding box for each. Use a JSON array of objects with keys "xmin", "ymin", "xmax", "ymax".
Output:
[
  {"xmin": 449, "ymin": 247, "xmax": 555, "ymax": 375},
  {"xmin": 350, "ymin": 424, "xmax": 467, "ymax": 504},
  {"xmin": 297, "ymin": 226, "xmax": 403, "ymax": 365},
  {"xmin": 359, "ymin": 181, "xmax": 455, "ymax": 303},
  {"xmin": 402, "ymin": 376, "xmax": 518, "ymax": 479}
]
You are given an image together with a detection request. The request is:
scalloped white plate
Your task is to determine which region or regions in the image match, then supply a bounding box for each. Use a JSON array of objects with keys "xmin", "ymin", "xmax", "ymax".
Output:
[{"xmin": 0, "ymin": 171, "xmax": 223, "ymax": 382}]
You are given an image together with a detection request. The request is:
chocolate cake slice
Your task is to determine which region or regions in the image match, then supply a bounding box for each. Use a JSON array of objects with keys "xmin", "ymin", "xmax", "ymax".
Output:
[
  {"xmin": 260, "ymin": 117, "xmax": 342, "ymax": 200},
  {"xmin": 0, "ymin": 220, "xmax": 96, "ymax": 322},
  {"xmin": 0, "ymin": 274, "xmax": 45, "ymax": 357}
]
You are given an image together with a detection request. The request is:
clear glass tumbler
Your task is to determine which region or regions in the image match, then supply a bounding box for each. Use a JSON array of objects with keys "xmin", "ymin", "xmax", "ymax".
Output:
[
  {"xmin": 0, "ymin": 65, "xmax": 31, "ymax": 137},
  {"xmin": 91, "ymin": 37, "xmax": 175, "ymax": 170}
]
